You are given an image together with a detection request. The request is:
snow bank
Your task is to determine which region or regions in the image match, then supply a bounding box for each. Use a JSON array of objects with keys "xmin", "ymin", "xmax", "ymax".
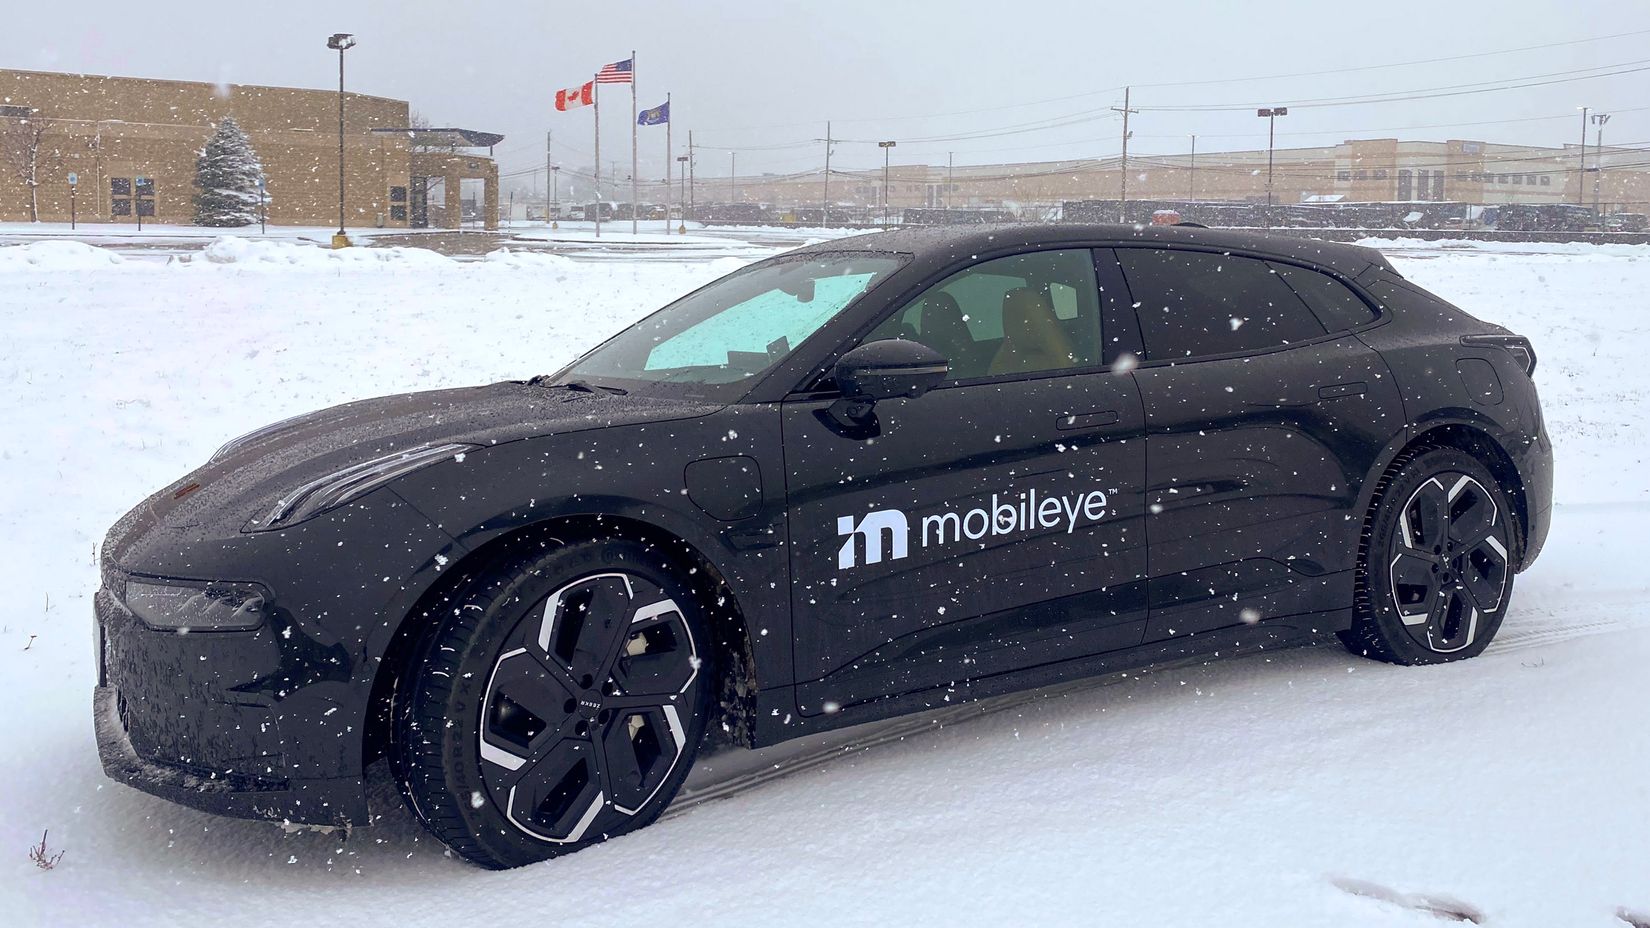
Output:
[
  {"xmin": 197, "ymin": 235, "xmax": 453, "ymax": 268},
  {"xmin": 1357, "ymin": 235, "xmax": 1650, "ymax": 257},
  {"xmin": 0, "ymin": 240, "xmax": 126, "ymax": 271}
]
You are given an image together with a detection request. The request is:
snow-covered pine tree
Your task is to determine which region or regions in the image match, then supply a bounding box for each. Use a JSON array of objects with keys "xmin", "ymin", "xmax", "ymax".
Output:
[{"xmin": 193, "ymin": 117, "xmax": 263, "ymax": 227}]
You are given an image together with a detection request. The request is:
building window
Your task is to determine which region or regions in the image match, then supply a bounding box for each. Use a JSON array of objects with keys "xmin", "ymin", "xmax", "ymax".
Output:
[
  {"xmin": 111, "ymin": 198, "xmax": 132, "ymax": 216},
  {"xmin": 1354, "ymin": 170, "xmax": 1367, "ymax": 181},
  {"xmin": 1513, "ymin": 174, "xmax": 1525, "ymax": 184},
  {"xmin": 1431, "ymin": 171, "xmax": 1444, "ymax": 200},
  {"xmin": 0, "ymin": 104, "xmax": 31, "ymax": 118},
  {"xmin": 389, "ymin": 204, "xmax": 408, "ymax": 221},
  {"xmin": 1373, "ymin": 169, "xmax": 1388, "ymax": 180},
  {"xmin": 1397, "ymin": 169, "xmax": 1412, "ymax": 200},
  {"xmin": 135, "ymin": 177, "xmax": 155, "ymax": 198},
  {"xmin": 1336, "ymin": 170, "xmax": 1350, "ymax": 181},
  {"xmin": 1539, "ymin": 175, "xmax": 1552, "ymax": 186},
  {"xmin": 110, "ymin": 177, "xmax": 131, "ymax": 197},
  {"xmin": 136, "ymin": 199, "xmax": 156, "ymax": 217},
  {"xmin": 389, "ymin": 186, "xmax": 407, "ymax": 203}
]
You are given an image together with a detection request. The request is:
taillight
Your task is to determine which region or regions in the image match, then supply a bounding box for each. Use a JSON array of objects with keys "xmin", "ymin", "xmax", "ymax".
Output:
[{"xmin": 1461, "ymin": 334, "xmax": 1536, "ymax": 376}]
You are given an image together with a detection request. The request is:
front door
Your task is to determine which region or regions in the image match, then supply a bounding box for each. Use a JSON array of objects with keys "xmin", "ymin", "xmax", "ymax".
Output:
[{"xmin": 781, "ymin": 248, "xmax": 1148, "ymax": 715}]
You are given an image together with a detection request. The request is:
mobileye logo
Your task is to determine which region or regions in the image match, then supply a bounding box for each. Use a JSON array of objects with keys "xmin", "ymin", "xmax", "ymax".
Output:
[{"xmin": 836, "ymin": 487, "xmax": 1111, "ymax": 570}]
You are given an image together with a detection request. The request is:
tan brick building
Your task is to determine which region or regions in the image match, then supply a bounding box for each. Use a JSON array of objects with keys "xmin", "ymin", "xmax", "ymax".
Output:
[{"xmin": 0, "ymin": 68, "xmax": 501, "ymax": 229}]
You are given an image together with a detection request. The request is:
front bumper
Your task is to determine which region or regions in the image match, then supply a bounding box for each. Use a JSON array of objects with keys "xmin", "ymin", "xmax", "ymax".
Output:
[
  {"xmin": 93, "ymin": 581, "xmax": 369, "ymax": 826},
  {"xmin": 94, "ymin": 685, "xmax": 365, "ymax": 825}
]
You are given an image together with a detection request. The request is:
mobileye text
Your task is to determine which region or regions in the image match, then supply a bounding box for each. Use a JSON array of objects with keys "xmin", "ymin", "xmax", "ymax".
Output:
[{"xmin": 837, "ymin": 488, "xmax": 1111, "ymax": 570}]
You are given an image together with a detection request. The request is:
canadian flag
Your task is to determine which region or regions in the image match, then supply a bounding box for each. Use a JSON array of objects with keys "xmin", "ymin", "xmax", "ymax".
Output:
[{"xmin": 555, "ymin": 81, "xmax": 594, "ymax": 112}]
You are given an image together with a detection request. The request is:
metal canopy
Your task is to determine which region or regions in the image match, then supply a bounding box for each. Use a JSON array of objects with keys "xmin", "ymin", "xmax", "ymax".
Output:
[{"xmin": 373, "ymin": 127, "xmax": 505, "ymax": 149}]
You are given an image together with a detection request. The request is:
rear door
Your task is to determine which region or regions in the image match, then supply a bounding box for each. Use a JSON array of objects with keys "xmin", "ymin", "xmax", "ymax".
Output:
[
  {"xmin": 1112, "ymin": 246, "xmax": 1405, "ymax": 642},
  {"xmin": 781, "ymin": 248, "xmax": 1148, "ymax": 715}
]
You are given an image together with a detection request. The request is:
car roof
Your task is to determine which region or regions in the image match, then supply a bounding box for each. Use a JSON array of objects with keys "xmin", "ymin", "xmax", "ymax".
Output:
[{"xmin": 791, "ymin": 223, "xmax": 1394, "ymax": 279}]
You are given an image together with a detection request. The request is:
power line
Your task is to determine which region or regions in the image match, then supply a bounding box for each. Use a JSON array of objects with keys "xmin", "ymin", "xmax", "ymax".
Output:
[{"xmin": 1140, "ymin": 59, "xmax": 1650, "ymax": 112}]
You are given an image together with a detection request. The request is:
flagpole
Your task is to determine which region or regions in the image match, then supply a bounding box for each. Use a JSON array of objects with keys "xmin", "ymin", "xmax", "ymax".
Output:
[
  {"xmin": 631, "ymin": 49, "xmax": 639, "ymax": 235},
  {"xmin": 593, "ymin": 75, "xmax": 601, "ymax": 238},
  {"xmin": 665, "ymin": 92, "xmax": 672, "ymax": 235}
]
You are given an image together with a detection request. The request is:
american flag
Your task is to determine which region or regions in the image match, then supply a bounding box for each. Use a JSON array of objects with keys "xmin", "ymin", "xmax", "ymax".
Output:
[{"xmin": 596, "ymin": 59, "xmax": 633, "ymax": 84}]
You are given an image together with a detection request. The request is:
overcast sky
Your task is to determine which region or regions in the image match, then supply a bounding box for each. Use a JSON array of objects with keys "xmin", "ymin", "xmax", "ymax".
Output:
[{"xmin": 5, "ymin": 0, "xmax": 1649, "ymax": 192}]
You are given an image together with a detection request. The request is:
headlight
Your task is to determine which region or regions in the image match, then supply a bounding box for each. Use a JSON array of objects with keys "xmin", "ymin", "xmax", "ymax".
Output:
[
  {"xmin": 250, "ymin": 442, "xmax": 477, "ymax": 531},
  {"xmin": 125, "ymin": 579, "xmax": 270, "ymax": 632}
]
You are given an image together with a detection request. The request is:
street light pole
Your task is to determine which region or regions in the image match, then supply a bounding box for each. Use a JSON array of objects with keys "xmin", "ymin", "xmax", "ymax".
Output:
[
  {"xmin": 1257, "ymin": 107, "xmax": 1288, "ymax": 228},
  {"xmin": 326, "ymin": 33, "xmax": 356, "ymax": 248},
  {"xmin": 879, "ymin": 140, "xmax": 896, "ymax": 228},
  {"xmin": 1593, "ymin": 112, "xmax": 1611, "ymax": 220},
  {"xmin": 676, "ymin": 154, "xmax": 689, "ymax": 234},
  {"xmin": 551, "ymin": 165, "xmax": 560, "ymax": 229}
]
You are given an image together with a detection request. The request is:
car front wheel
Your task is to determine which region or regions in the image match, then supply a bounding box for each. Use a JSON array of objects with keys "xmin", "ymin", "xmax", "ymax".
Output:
[{"xmin": 392, "ymin": 538, "xmax": 712, "ymax": 869}]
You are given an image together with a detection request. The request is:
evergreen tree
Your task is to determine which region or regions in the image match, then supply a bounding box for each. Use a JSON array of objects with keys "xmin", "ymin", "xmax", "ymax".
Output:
[{"xmin": 193, "ymin": 117, "xmax": 263, "ymax": 227}]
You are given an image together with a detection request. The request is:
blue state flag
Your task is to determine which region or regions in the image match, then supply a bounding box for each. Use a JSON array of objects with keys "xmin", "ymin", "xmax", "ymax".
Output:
[{"xmin": 638, "ymin": 101, "xmax": 670, "ymax": 127}]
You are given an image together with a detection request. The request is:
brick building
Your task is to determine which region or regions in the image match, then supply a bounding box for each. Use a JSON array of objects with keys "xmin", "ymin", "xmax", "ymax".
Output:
[{"xmin": 0, "ymin": 68, "xmax": 502, "ymax": 229}]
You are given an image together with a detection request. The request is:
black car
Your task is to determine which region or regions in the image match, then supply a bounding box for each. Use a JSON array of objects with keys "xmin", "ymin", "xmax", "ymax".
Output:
[{"xmin": 95, "ymin": 224, "xmax": 1551, "ymax": 868}]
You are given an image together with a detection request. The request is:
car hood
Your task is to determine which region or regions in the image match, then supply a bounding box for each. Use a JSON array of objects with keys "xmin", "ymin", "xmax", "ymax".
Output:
[{"xmin": 104, "ymin": 382, "xmax": 720, "ymax": 562}]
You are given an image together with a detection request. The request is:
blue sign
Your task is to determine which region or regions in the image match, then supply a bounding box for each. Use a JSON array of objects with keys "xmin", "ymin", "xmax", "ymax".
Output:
[{"xmin": 67, "ymin": 172, "xmax": 78, "ymax": 186}]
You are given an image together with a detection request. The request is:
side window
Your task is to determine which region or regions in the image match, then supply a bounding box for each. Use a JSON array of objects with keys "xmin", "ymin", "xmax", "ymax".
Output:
[
  {"xmin": 866, "ymin": 249, "xmax": 1102, "ymax": 380},
  {"xmin": 1117, "ymin": 248, "xmax": 1326, "ymax": 361},
  {"xmin": 1269, "ymin": 263, "xmax": 1378, "ymax": 332}
]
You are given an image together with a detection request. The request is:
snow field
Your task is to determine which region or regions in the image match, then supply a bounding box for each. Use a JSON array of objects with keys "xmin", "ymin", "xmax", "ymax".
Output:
[{"xmin": 0, "ymin": 236, "xmax": 1645, "ymax": 927}]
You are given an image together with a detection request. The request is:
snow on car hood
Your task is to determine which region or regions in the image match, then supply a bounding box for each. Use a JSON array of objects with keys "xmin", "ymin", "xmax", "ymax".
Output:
[{"xmin": 104, "ymin": 382, "xmax": 719, "ymax": 559}]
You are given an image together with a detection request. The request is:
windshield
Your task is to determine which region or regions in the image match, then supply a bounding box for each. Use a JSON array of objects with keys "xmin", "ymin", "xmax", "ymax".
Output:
[{"xmin": 561, "ymin": 252, "xmax": 905, "ymax": 399}]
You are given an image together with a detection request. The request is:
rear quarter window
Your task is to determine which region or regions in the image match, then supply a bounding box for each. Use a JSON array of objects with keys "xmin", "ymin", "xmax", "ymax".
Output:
[{"xmin": 1270, "ymin": 263, "xmax": 1378, "ymax": 332}]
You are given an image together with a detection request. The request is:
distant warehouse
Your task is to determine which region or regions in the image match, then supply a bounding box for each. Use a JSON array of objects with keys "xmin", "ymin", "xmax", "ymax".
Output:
[{"xmin": 0, "ymin": 67, "xmax": 502, "ymax": 229}]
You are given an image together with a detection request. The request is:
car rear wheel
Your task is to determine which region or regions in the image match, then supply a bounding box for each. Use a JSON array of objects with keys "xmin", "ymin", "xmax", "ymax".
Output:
[
  {"xmin": 1345, "ymin": 448, "xmax": 1517, "ymax": 665},
  {"xmin": 392, "ymin": 538, "xmax": 712, "ymax": 869}
]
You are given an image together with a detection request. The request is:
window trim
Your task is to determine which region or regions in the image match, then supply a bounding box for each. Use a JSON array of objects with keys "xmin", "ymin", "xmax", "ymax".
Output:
[{"xmin": 1110, "ymin": 244, "xmax": 1387, "ymax": 370}]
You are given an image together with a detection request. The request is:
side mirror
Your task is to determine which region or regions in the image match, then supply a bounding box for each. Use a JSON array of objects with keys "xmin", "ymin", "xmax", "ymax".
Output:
[{"xmin": 834, "ymin": 338, "xmax": 949, "ymax": 401}]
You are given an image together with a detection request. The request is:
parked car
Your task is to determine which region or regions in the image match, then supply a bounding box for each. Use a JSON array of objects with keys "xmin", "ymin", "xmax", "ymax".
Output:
[{"xmin": 95, "ymin": 224, "xmax": 1551, "ymax": 868}]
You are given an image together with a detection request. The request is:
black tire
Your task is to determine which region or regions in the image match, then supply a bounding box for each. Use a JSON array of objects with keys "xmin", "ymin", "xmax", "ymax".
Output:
[
  {"xmin": 1345, "ymin": 448, "xmax": 1518, "ymax": 665},
  {"xmin": 391, "ymin": 537, "xmax": 713, "ymax": 869}
]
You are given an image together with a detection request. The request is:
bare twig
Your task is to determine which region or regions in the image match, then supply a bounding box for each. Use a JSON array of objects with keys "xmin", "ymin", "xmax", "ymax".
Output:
[{"xmin": 28, "ymin": 830, "xmax": 64, "ymax": 870}]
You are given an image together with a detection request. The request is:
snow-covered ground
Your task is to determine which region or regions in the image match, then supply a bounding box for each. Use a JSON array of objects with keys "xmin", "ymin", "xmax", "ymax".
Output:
[{"xmin": 1, "ymin": 235, "xmax": 1646, "ymax": 926}]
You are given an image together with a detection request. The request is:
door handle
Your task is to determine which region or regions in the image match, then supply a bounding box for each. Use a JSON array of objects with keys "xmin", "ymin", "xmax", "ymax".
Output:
[
  {"xmin": 1318, "ymin": 381, "xmax": 1368, "ymax": 400},
  {"xmin": 1057, "ymin": 410, "xmax": 1121, "ymax": 431}
]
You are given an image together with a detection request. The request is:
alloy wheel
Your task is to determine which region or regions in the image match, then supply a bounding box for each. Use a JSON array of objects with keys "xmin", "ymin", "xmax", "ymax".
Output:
[
  {"xmin": 476, "ymin": 572, "xmax": 700, "ymax": 843},
  {"xmin": 1387, "ymin": 473, "xmax": 1511, "ymax": 653}
]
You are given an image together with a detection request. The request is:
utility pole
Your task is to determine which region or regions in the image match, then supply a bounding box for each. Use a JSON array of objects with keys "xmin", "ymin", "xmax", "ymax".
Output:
[
  {"xmin": 1593, "ymin": 112, "xmax": 1611, "ymax": 219},
  {"xmin": 1188, "ymin": 134, "xmax": 1196, "ymax": 202},
  {"xmin": 948, "ymin": 151, "xmax": 954, "ymax": 210},
  {"xmin": 879, "ymin": 140, "xmax": 897, "ymax": 228},
  {"xmin": 1257, "ymin": 107, "xmax": 1289, "ymax": 228},
  {"xmin": 1577, "ymin": 107, "xmax": 1589, "ymax": 206},
  {"xmin": 822, "ymin": 121, "xmax": 832, "ymax": 228},
  {"xmin": 1111, "ymin": 86, "xmax": 1137, "ymax": 223},
  {"xmin": 551, "ymin": 165, "xmax": 560, "ymax": 229}
]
